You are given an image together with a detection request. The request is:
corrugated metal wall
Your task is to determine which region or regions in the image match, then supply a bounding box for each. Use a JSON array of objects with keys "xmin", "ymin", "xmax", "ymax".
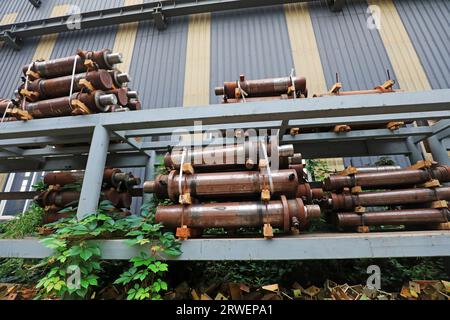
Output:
[
  {"xmin": 1, "ymin": 0, "xmax": 449, "ymax": 214},
  {"xmin": 309, "ymin": 0, "xmax": 409, "ymax": 167},
  {"xmin": 394, "ymin": 0, "xmax": 450, "ymax": 89},
  {"xmin": 210, "ymin": 6, "xmax": 294, "ymax": 103}
]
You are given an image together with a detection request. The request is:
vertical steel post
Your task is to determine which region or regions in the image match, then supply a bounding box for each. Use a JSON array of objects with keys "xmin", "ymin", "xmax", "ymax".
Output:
[
  {"xmin": 427, "ymin": 135, "xmax": 450, "ymax": 166},
  {"xmin": 143, "ymin": 151, "xmax": 156, "ymax": 204},
  {"xmin": 406, "ymin": 137, "xmax": 423, "ymax": 165},
  {"xmin": 77, "ymin": 125, "xmax": 110, "ymax": 220}
]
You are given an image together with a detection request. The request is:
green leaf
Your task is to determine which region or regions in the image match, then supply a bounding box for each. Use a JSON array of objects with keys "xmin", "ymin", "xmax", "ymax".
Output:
[{"xmin": 79, "ymin": 249, "xmax": 93, "ymax": 261}]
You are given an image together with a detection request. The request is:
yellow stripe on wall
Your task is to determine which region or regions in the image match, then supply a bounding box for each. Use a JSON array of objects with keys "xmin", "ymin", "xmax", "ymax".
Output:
[
  {"xmin": 284, "ymin": 3, "xmax": 327, "ymax": 95},
  {"xmin": 367, "ymin": 0, "xmax": 431, "ymax": 92},
  {"xmin": 285, "ymin": 3, "xmax": 344, "ymax": 171},
  {"xmin": 112, "ymin": 0, "xmax": 143, "ymax": 73},
  {"xmin": 33, "ymin": 5, "xmax": 70, "ymax": 61},
  {"xmin": 183, "ymin": 13, "xmax": 211, "ymax": 107}
]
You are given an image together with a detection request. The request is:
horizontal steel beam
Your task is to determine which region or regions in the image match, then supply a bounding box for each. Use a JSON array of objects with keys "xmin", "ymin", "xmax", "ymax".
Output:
[
  {"xmin": 0, "ymin": 154, "xmax": 148, "ymax": 173},
  {"xmin": 2, "ymin": 90, "xmax": 449, "ymax": 140},
  {"xmin": 0, "ymin": 0, "xmax": 342, "ymax": 49},
  {"xmin": 1, "ymin": 231, "xmax": 449, "ymax": 260},
  {"xmin": 0, "ymin": 191, "xmax": 39, "ymax": 200}
]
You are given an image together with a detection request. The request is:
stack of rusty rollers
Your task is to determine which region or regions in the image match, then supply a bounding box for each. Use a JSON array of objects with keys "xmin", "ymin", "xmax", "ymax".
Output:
[
  {"xmin": 0, "ymin": 48, "xmax": 141, "ymax": 121},
  {"xmin": 321, "ymin": 160, "xmax": 450, "ymax": 232},
  {"xmin": 214, "ymin": 74, "xmax": 405, "ymax": 136},
  {"xmin": 35, "ymin": 168, "xmax": 141, "ymax": 224},
  {"xmin": 143, "ymin": 142, "xmax": 322, "ymax": 239}
]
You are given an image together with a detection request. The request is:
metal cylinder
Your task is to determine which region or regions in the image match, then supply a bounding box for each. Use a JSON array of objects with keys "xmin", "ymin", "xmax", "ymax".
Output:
[
  {"xmin": 330, "ymin": 187, "xmax": 450, "ymax": 210},
  {"xmin": 126, "ymin": 90, "xmax": 139, "ymax": 99},
  {"xmin": 44, "ymin": 168, "xmax": 140, "ymax": 191},
  {"xmin": 108, "ymin": 70, "xmax": 131, "ymax": 87},
  {"xmin": 35, "ymin": 188, "xmax": 132, "ymax": 209},
  {"xmin": 215, "ymin": 75, "xmax": 307, "ymax": 98},
  {"xmin": 127, "ymin": 99, "xmax": 141, "ymax": 111},
  {"xmin": 25, "ymin": 91, "xmax": 114, "ymax": 118},
  {"xmin": 24, "ymin": 70, "xmax": 114, "ymax": 100},
  {"xmin": 144, "ymin": 169, "xmax": 299, "ymax": 201},
  {"xmin": 334, "ymin": 208, "xmax": 449, "ymax": 227},
  {"xmin": 350, "ymin": 166, "xmax": 402, "ymax": 173},
  {"xmin": 23, "ymin": 49, "xmax": 121, "ymax": 78},
  {"xmin": 106, "ymin": 88, "xmax": 129, "ymax": 106},
  {"xmin": 164, "ymin": 143, "xmax": 294, "ymax": 171},
  {"xmin": 155, "ymin": 197, "xmax": 321, "ymax": 231},
  {"xmin": 323, "ymin": 166, "xmax": 450, "ymax": 191}
]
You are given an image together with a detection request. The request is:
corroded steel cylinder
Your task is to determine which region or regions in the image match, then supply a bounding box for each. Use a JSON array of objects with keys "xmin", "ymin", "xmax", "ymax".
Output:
[
  {"xmin": 25, "ymin": 91, "xmax": 116, "ymax": 118},
  {"xmin": 144, "ymin": 169, "xmax": 299, "ymax": 201},
  {"xmin": 24, "ymin": 70, "xmax": 114, "ymax": 100},
  {"xmin": 44, "ymin": 168, "xmax": 140, "ymax": 190},
  {"xmin": 126, "ymin": 99, "xmax": 141, "ymax": 111},
  {"xmin": 164, "ymin": 143, "xmax": 294, "ymax": 171},
  {"xmin": 155, "ymin": 197, "xmax": 321, "ymax": 231},
  {"xmin": 106, "ymin": 88, "xmax": 129, "ymax": 106},
  {"xmin": 35, "ymin": 188, "xmax": 132, "ymax": 209},
  {"xmin": 335, "ymin": 208, "xmax": 450, "ymax": 227},
  {"xmin": 330, "ymin": 187, "xmax": 450, "ymax": 210},
  {"xmin": 352, "ymin": 166, "xmax": 402, "ymax": 174},
  {"xmin": 215, "ymin": 76, "xmax": 307, "ymax": 98},
  {"xmin": 323, "ymin": 166, "xmax": 450, "ymax": 191},
  {"xmin": 23, "ymin": 49, "xmax": 122, "ymax": 78}
]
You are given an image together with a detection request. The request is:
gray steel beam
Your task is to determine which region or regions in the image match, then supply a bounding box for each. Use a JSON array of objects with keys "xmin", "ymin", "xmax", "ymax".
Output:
[
  {"xmin": 0, "ymin": 231, "xmax": 449, "ymax": 260},
  {"xmin": 125, "ymin": 121, "xmax": 281, "ymax": 138},
  {"xmin": 0, "ymin": 154, "xmax": 147, "ymax": 173},
  {"xmin": 0, "ymin": 1, "xmax": 343, "ymax": 49},
  {"xmin": 1, "ymin": 90, "xmax": 449, "ymax": 140},
  {"xmin": 292, "ymin": 140, "xmax": 410, "ymax": 158},
  {"xmin": 428, "ymin": 136, "xmax": 450, "ymax": 165},
  {"xmin": 282, "ymin": 127, "xmax": 431, "ymax": 143},
  {"xmin": 0, "ymin": 191, "xmax": 39, "ymax": 200},
  {"xmin": 143, "ymin": 151, "xmax": 156, "ymax": 204},
  {"xmin": 0, "ymin": 134, "xmax": 119, "ymax": 149},
  {"xmin": 406, "ymin": 136, "xmax": 424, "ymax": 164},
  {"xmin": 76, "ymin": 125, "xmax": 110, "ymax": 220},
  {"xmin": 443, "ymin": 138, "xmax": 450, "ymax": 150}
]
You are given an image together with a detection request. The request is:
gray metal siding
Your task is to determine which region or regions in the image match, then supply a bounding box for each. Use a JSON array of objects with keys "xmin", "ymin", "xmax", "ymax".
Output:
[
  {"xmin": 309, "ymin": 0, "xmax": 399, "ymax": 90},
  {"xmin": 129, "ymin": 17, "xmax": 188, "ymax": 109},
  {"xmin": 394, "ymin": 0, "xmax": 450, "ymax": 89},
  {"xmin": 210, "ymin": 6, "xmax": 294, "ymax": 103},
  {"xmin": 309, "ymin": 0, "xmax": 408, "ymax": 167}
]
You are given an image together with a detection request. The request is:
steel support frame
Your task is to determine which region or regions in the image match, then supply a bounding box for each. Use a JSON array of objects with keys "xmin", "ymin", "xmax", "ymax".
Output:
[
  {"xmin": 0, "ymin": 90, "xmax": 449, "ymax": 259},
  {"xmin": 0, "ymin": 0, "xmax": 344, "ymax": 49},
  {"xmin": 0, "ymin": 90, "xmax": 448, "ymax": 221},
  {"xmin": 0, "ymin": 231, "xmax": 449, "ymax": 260}
]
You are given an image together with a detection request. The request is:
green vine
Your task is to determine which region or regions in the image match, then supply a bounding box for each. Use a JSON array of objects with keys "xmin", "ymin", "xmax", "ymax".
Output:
[
  {"xmin": 306, "ymin": 159, "xmax": 331, "ymax": 181},
  {"xmin": 35, "ymin": 200, "xmax": 181, "ymax": 300}
]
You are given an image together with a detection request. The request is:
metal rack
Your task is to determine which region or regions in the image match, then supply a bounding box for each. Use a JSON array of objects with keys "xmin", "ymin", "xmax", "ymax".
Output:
[
  {"xmin": 0, "ymin": 0, "xmax": 345, "ymax": 50},
  {"xmin": 1, "ymin": 89, "xmax": 449, "ymax": 260}
]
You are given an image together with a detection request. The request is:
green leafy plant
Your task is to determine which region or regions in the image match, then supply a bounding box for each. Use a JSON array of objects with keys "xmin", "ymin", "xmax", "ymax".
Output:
[
  {"xmin": 306, "ymin": 159, "xmax": 330, "ymax": 181},
  {"xmin": 114, "ymin": 209, "xmax": 181, "ymax": 300},
  {"xmin": 1, "ymin": 203, "xmax": 44, "ymax": 239}
]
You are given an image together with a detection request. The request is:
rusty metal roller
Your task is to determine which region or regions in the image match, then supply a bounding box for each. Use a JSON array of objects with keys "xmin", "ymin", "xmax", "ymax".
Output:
[
  {"xmin": 155, "ymin": 197, "xmax": 321, "ymax": 231},
  {"xmin": 330, "ymin": 187, "xmax": 450, "ymax": 210},
  {"xmin": 334, "ymin": 208, "xmax": 450, "ymax": 228},
  {"xmin": 144, "ymin": 169, "xmax": 299, "ymax": 201},
  {"xmin": 215, "ymin": 75, "xmax": 307, "ymax": 98},
  {"xmin": 25, "ymin": 91, "xmax": 117, "ymax": 118},
  {"xmin": 23, "ymin": 49, "xmax": 123, "ymax": 78},
  {"xmin": 24, "ymin": 70, "xmax": 114, "ymax": 100},
  {"xmin": 35, "ymin": 188, "xmax": 132, "ymax": 209},
  {"xmin": 164, "ymin": 143, "xmax": 294, "ymax": 171},
  {"xmin": 323, "ymin": 165, "xmax": 450, "ymax": 191}
]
